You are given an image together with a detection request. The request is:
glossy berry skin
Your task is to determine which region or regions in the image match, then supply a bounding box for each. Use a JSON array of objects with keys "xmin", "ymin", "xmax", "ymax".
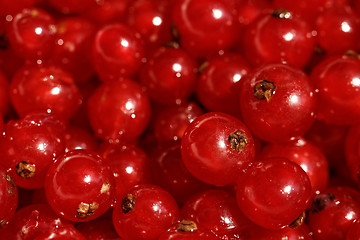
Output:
[
  {"xmin": 49, "ymin": 0, "xmax": 97, "ymax": 14},
  {"xmin": 126, "ymin": 0, "xmax": 172, "ymax": 48},
  {"xmin": 87, "ymin": 79, "xmax": 151, "ymax": 142},
  {"xmin": 0, "ymin": 112, "xmax": 65, "ymax": 189},
  {"xmin": 239, "ymin": 64, "xmax": 316, "ymax": 143},
  {"xmin": 64, "ymin": 125, "xmax": 99, "ymax": 153},
  {"xmin": 0, "ymin": 0, "xmax": 39, "ymax": 17},
  {"xmin": 196, "ymin": 52, "xmax": 251, "ymax": 116},
  {"xmin": 32, "ymin": 225, "xmax": 86, "ymax": 240},
  {"xmin": 0, "ymin": 70, "xmax": 9, "ymax": 116},
  {"xmin": 243, "ymin": 9, "xmax": 315, "ymax": 68},
  {"xmin": 311, "ymin": 54, "xmax": 360, "ymax": 125},
  {"xmin": 139, "ymin": 46, "xmax": 197, "ymax": 105},
  {"xmin": 100, "ymin": 143, "xmax": 151, "ymax": 199},
  {"xmin": 152, "ymin": 102, "xmax": 204, "ymax": 143},
  {"xmin": 10, "ymin": 64, "xmax": 82, "ymax": 121},
  {"xmin": 158, "ymin": 221, "xmax": 218, "ymax": 240},
  {"xmin": 112, "ymin": 184, "xmax": 180, "ymax": 240},
  {"xmin": 273, "ymin": 0, "xmax": 350, "ymax": 24},
  {"xmin": 83, "ymin": 0, "xmax": 130, "ymax": 25},
  {"xmin": 346, "ymin": 219, "xmax": 360, "ymax": 240},
  {"xmin": 92, "ymin": 23, "xmax": 145, "ymax": 81},
  {"xmin": 44, "ymin": 149, "xmax": 115, "ymax": 222},
  {"xmin": 181, "ymin": 112, "xmax": 255, "ymax": 186},
  {"xmin": 345, "ymin": 125, "xmax": 360, "ymax": 184},
  {"xmin": 0, "ymin": 204, "xmax": 73, "ymax": 239},
  {"xmin": 0, "ymin": 164, "xmax": 18, "ymax": 227},
  {"xmin": 305, "ymin": 120, "xmax": 347, "ymax": 169},
  {"xmin": 307, "ymin": 187, "xmax": 360, "ymax": 240},
  {"xmin": 172, "ymin": 0, "xmax": 240, "ymax": 58},
  {"xmin": 51, "ymin": 17, "xmax": 96, "ymax": 84},
  {"xmin": 6, "ymin": 8, "xmax": 56, "ymax": 60},
  {"xmin": 259, "ymin": 138, "xmax": 329, "ymax": 195},
  {"xmin": 239, "ymin": 224, "xmax": 313, "ymax": 240},
  {"xmin": 315, "ymin": 6, "xmax": 360, "ymax": 54},
  {"xmin": 75, "ymin": 218, "xmax": 119, "ymax": 240},
  {"xmin": 151, "ymin": 143, "xmax": 210, "ymax": 204},
  {"xmin": 236, "ymin": 157, "xmax": 312, "ymax": 229},
  {"xmin": 235, "ymin": 0, "xmax": 272, "ymax": 27},
  {"xmin": 181, "ymin": 189, "xmax": 251, "ymax": 238}
]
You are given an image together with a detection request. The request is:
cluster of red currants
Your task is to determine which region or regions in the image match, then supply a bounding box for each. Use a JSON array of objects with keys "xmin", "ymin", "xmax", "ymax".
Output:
[{"xmin": 0, "ymin": 0, "xmax": 360, "ymax": 239}]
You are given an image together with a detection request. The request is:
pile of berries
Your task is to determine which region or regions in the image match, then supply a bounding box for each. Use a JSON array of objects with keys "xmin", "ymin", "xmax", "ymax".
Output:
[{"xmin": 1, "ymin": 0, "xmax": 360, "ymax": 239}]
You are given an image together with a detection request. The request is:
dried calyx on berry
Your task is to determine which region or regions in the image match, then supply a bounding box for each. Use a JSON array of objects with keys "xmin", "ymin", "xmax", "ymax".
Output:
[{"xmin": 254, "ymin": 80, "xmax": 276, "ymax": 102}]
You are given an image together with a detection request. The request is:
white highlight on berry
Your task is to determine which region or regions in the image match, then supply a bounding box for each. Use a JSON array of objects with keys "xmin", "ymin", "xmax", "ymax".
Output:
[
  {"xmin": 172, "ymin": 63, "xmax": 182, "ymax": 72},
  {"xmin": 51, "ymin": 87, "xmax": 60, "ymax": 95},
  {"xmin": 125, "ymin": 101, "xmax": 134, "ymax": 111},
  {"xmin": 345, "ymin": 211, "xmax": 356, "ymax": 220},
  {"xmin": 125, "ymin": 166, "xmax": 134, "ymax": 174},
  {"xmin": 232, "ymin": 74, "xmax": 241, "ymax": 83},
  {"xmin": 35, "ymin": 27, "xmax": 43, "ymax": 35},
  {"xmin": 212, "ymin": 9, "xmax": 223, "ymax": 19},
  {"xmin": 341, "ymin": 21, "xmax": 351, "ymax": 33},
  {"xmin": 289, "ymin": 94, "xmax": 299, "ymax": 104},
  {"xmin": 84, "ymin": 175, "xmax": 91, "ymax": 184},
  {"xmin": 282, "ymin": 185, "xmax": 292, "ymax": 194},
  {"xmin": 351, "ymin": 77, "xmax": 360, "ymax": 87},
  {"xmin": 283, "ymin": 32, "xmax": 294, "ymax": 41},
  {"xmin": 152, "ymin": 16, "xmax": 162, "ymax": 26},
  {"xmin": 120, "ymin": 39, "xmax": 129, "ymax": 48}
]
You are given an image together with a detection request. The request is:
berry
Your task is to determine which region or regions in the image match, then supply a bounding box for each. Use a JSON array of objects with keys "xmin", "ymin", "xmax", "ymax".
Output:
[
  {"xmin": 10, "ymin": 64, "xmax": 82, "ymax": 121},
  {"xmin": 139, "ymin": 46, "xmax": 197, "ymax": 105},
  {"xmin": 6, "ymin": 8, "xmax": 56, "ymax": 61},
  {"xmin": 311, "ymin": 53, "xmax": 360, "ymax": 125},
  {"xmin": 0, "ymin": 164, "xmax": 18, "ymax": 227},
  {"xmin": 172, "ymin": 0, "xmax": 240, "ymax": 58},
  {"xmin": 181, "ymin": 189, "xmax": 251, "ymax": 238},
  {"xmin": 315, "ymin": 6, "xmax": 360, "ymax": 54},
  {"xmin": 236, "ymin": 157, "xmax": 312, "ymax": 229},
  {"xmin": 87, "ymin": 79, "xmax": 151, "ymax": 142},
  {"xmin": 44, "ymin": 150, "xmax": 115, "ymax": 222},
  {"xmin": 239, "ymin": 63, "xmax": 316, "ymax": 143},
  {"xmin": 158, "ymin": 220, "xmax": 218, "ymax": 240},
  {"xmin": 92, "ymin": 23, "xmax": 145, "ymax": 81},
  {"xmin": 259, "ymin": 137, "xmax": 329, "ymax": 195},
  {"xmin": 112, "ymin": 184, "xmax": 180, "ymax": 240},
  {"xmin": 307, "ymin": 187, "xmax": 360, "ymax": 240},
  {"xmin": 196, "ymin": 52, "xmax": 251, "ymax": 116},
  {"xmin": 0, "ymin": 112, "xmax": 65, "ymax": 189},
  {"xmin": 181, "ymin": 112, "xmax": 255, "ymax": 186},
  {"xmin": 243, "ymin": 9, "xmax": 316, "ymax": 68},
  {"xmin": 100, "ymin": 142, "xmax": 152, "ymax": 199}
]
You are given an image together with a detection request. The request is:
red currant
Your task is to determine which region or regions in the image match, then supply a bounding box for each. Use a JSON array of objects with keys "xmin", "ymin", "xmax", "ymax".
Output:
[
  {"xmin": 311, "ymin": 53, "xmax": 360, "ymax": 125},
  {"xmin": 139, "ymin": 46, "xmax": 197, "ymax": 105},
  {"xmin": 236, "ymin": 157, "xmax": 312, "ymax": 229},
  {"xmin": 259, "ymin": 137, "xmax": 329, "ymax": 195},
  {"xmin": 10, "ymin": 64, "xmax": 82, "ymax": 121},
  {"xmin": 181, "ymin": 112, "xmax": 255, "ymax": 186},
  {"xmin": 92, "ymin": 23, "xmax": 145, "ymax": 81},
  {"xmin": 112, "ymin": 184, "xmax": 180, "ymax": 240},
  {"xmin": 172, "ymin": 0, "xmax": 240, "ymax": 58},
  {"xmin": 6, "ymin": 8, "xmax": 56, "ymax": 61},
  {"xmin": 0, "ymin": 163, "xmax": 18, "ymax": 227},
  {"xmin": 100, "ymin": 142, "xmax": 152, "ymax": 199},
  {"xmin": 0, "ymin": 112, "xmax": 65, "ymax": 189},
  {"xmin": 87, "ymin": 79, "xmax": 151, "ymax": 143},
  {"xmin": 196, "ymin": 52, "xmax": 251, "ymax": 116},
  {"xmin": 181, "ymin": 189, "xmax": 251, "ymax": 238},
  {"xmin": 242, "ymin": 9, "xmax": 316, "ymax": 68},
  {"xmin": 239, "ymin": 63, "xmax": 316, "ymax": 143},
  {"xmin": 44, "ymin": 149, "xmax": 115, "ymax": 222}
]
